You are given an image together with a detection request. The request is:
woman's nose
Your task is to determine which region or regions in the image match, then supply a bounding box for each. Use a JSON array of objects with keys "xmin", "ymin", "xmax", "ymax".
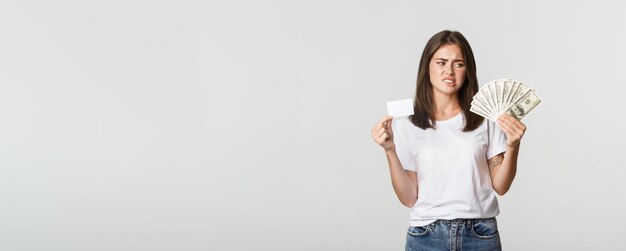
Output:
[{"xmin": 445, "ymin": 64, "xmax": 454, "ymax": 75}]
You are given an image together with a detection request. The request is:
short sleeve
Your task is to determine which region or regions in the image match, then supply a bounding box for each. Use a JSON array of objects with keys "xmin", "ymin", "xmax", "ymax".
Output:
[
  {"xmin": 391, "ymin": 117, "xmax": 417, "ymax": 172},
  {"xmin": 486, "ymin": 120, "xmax": 507, "ymax": 159}
]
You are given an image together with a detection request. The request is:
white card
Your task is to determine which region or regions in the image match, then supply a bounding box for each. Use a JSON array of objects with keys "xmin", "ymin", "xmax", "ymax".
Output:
[{"xmin": 387, "ymin": 98, "xmax": 414, "ymax": 117}]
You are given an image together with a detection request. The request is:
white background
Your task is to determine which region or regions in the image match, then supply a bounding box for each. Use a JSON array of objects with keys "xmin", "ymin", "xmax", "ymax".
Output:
[{"xmin": 1, "ymin": 0, "xmax": 625, "ymax": 250}]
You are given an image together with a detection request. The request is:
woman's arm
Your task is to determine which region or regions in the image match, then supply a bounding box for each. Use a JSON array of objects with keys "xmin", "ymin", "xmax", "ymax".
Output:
[
  {"xmin": 372, "ymin": 116, "xmax": 419, "ymax": 207},
  {"xmin": 385, "ymin": 150, "xmax": 418, "ymax": 207},
  {"xmin": 488, "ymin": 114, "xmax": 526, "ymax": 195}
]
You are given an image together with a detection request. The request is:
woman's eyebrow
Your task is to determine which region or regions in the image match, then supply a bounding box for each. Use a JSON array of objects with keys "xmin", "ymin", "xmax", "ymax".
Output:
[{"xmin": 434, "ymin": 58, "xmax": 464, "ymax": 62}]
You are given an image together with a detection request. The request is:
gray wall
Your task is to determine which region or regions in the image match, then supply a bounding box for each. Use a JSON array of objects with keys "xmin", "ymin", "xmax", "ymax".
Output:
[{"xmin": 1, "ymin": 0, "xmax": 625, "ymax": 250}]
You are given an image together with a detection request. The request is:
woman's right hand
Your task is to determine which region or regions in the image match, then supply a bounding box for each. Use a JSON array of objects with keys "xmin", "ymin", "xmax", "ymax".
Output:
[{"xmin": 371, "ymin": 115, "xmax": 395, "ymax": 151}]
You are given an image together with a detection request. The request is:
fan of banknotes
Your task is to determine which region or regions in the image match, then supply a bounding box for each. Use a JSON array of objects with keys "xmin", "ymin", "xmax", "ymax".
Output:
[{"xmin": 470, "ymin": 78, "xmax": 542, "ymax": 121}]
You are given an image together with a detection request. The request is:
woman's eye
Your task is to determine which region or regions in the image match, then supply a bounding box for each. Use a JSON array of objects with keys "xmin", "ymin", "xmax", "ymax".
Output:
[
  {"xmin": 437, "ymin": 61, "xmax": 445, "ymax": 66},
  {"xmin": 455, "ymin": 63, "xmax": 465, "ymax": 68}
]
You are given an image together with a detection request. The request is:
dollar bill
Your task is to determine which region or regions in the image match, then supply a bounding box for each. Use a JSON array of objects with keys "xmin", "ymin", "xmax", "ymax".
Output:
[
  {"xmin": 505, "ymin": 90, "xmax": 542, "ymax": 120},
  {"xmin": 509, "ymin": 82, "xmax": 530, "ymax": 109},
  {"xmin": 470, "ymin": 78, "xmax": 542, "ymax": 121},
  {"xmin": 482, "ymin": 83, "xmax": 497, "ymax": 116},
  {"xmin": 503, "ymin": 80, "xmax": 518, "ymax": 111},
  {"xmin": 470, "ymin": 104, "xmax": 492, "ymax": 120},
  {"xmin": 497, "ymin": 79, "xmax": 507, "ymax": 115},
  {"xmin": 491, "ymin": 82, "xmax": 501, "ymax": 115},
  {"xmin": 472, "ymin": 92, "xmax": 495, "ymax": 118}
]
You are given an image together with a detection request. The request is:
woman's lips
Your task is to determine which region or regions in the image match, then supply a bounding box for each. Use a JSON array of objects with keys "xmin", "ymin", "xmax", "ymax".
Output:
[{"xmin": 443, "ymin": 79, "xmax": 456, "ymax": 86}]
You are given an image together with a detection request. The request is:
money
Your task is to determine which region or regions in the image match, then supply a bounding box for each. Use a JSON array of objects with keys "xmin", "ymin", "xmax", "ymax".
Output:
[
  {"xmin": 506, "ymin": 90, "xmax": 541, "ymax": 120},
  {"xmin": 470, "ymin": 78, "xmax": 542, "ymax": 121}
]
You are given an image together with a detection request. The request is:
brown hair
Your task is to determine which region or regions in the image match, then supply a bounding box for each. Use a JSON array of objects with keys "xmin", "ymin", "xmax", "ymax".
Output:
[{"xmin": 410, "ymin": 30, "xmax": 483, "ymax": 131}]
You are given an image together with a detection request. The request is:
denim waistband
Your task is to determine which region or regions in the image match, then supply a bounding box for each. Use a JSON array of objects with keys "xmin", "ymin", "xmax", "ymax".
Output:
[{"xmin": 430, "ymin": 218, "xmax": 493, "ymax": 227}]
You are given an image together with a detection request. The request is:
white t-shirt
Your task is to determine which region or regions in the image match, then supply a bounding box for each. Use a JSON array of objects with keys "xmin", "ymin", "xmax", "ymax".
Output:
[{"xmin": 392, "ymin": 112, "xmax": 507, "ymax": 227}]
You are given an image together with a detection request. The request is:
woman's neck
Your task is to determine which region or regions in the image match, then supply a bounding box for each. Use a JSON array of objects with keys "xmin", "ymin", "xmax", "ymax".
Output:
[{"xmin": 432, "ymin": 92, "xmax": 461, "ymax": 120}]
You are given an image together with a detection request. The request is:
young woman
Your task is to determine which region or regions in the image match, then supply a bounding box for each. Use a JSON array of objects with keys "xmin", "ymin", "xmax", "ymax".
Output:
[{"xmin": 371, "ymin": 30, "xmax": 526, "ymax": 250}]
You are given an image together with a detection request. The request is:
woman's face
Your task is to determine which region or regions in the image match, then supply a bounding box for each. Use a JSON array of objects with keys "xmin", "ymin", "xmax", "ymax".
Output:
[
  {"xmin": 511, "ymin": 104, "xmax": 524, "ymax": 116},
  {"xmin": 429, "ymin": 44, "xmax": 466, "ymax": 97}
]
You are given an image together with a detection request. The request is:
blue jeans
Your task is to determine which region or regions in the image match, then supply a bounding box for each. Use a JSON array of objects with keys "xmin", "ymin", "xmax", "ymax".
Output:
[{"xmin": 405, "ymin": 218, "xmax": 502, "ymax": 251}]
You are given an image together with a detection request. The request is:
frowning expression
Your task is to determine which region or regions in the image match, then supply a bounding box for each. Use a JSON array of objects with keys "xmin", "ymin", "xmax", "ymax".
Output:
[{"xmin": 429, "ymin": 44, "xmax": 466, "ymax": 97}]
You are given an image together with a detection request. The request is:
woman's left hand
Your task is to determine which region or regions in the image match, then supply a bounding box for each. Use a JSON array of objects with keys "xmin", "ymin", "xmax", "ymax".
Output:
[{"xmin": 497, "ymin": 114, "xmax": 527, "ymax": 148}]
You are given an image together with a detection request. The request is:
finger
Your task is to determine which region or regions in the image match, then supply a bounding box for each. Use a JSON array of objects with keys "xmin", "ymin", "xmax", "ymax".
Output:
[
  {"xmin": 497, "ymin": 114, "xmax": 514, "ymax": 125},
  {"xmin": 385, "ymin": 117, "xmax": 394, "ymax": 130},
  {"xmin": 373, "ymin": 126, "xmax": 389, "ymax": 137},
  {"xmin": 497, "ymin": 120, "xmax": 512, "ymax": 135},
  {"xmin": 498, "ymin": 123, "xmax": 514, "ymax": 137},
  {"xmin": 371, "ymin": 129, "xmax": 381, "ymax": 140},
  {"xmin": 378, "ymin": 127, "xmax": 386, "ymax": 135},
  {"xmin": 372, "ymin": 124, "xmax": 380, "ymax": 133},
  {"xmin": 498, "ymin": 115, "xmax": 526, "ymax": 137},
  {"xmin": 376, "ymin": 132, "xmax": 388, "ymax": 143},
  {"xmin": 373, "ymin": 125, "xmax": 386, "ymax": 137},
  {"xmin": 497, "ymin": 119, "xmax": 524, "ymax": 142},
  {"xmin": 378, "ymin": 115, "xmax": 392, "ymax": 127},
  {"xmin": 372, "ymin": 121, "xmax": 381, "ymax": 133},
  {"xmin": 498, "ymin": 114, "xmax": 526, "ymax": 129},
  {"xmin": 372, "ymin": 116, "xmax": 391, "ymax": 132},
  {"xmin": 497, "ymin": 118, "xmax": 519, "ymax": 137},
  {"xmin": 509, "ymin": 117, "xmax": 527, "ymax": 132},
  {"xmin": 497, "ymin": 115, "xmax": 523, "ymax": 133}
]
